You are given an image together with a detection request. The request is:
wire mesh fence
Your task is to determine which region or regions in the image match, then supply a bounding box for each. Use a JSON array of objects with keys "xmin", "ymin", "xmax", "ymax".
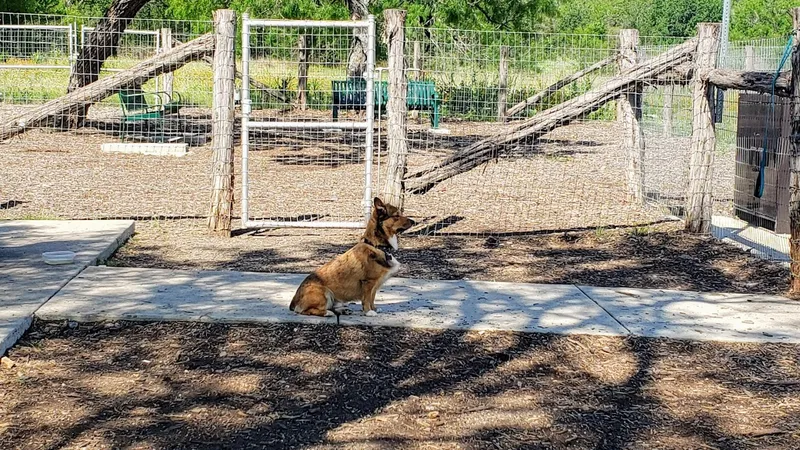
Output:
[
  {"xmin": 241, "ymin": 17, "xmax": 377, "ymax": 227},
  {"xmin": 712, "ymin": 35, "xmax": 793, "ymax": 260},
  {"xmin": 0, "ymin": 13, "xmax": 214, "ymax": 221},
  {"xmin": 0, "ymin": 11, "xmax": 793, "ymax": 261},
  {"xmin": 395, "ymin": 29, "xmax": 696, "ymax": 236}
]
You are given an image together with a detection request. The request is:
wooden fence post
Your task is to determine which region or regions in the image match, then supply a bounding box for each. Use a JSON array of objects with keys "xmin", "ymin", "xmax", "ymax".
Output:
[
  {"xmin": 685, "ymin": 23, "xmax": 720, "ymax": 234},
  {"xmin": 382, "ymin": 9, "xmax": 408, "ymax": 210},
  {"xmin": 159, "ymin": 27, "xmax": 174, "ymax": 97},
  {"xmin": 410, "ymin": 40, "xmax": 421, "ymax": 122},
  {"xmin": 497, "ymin": 45, "xmax": 509, "ymax": 122},
  {"xmin": 745, "ymin": 45, "xmax": 755, "ymax": 71},
  {"xmin": 663, "ymin": 84, "xmax": 674, "ymax": 137},
  {"xmin": 208, "ymin": 9, "xmax": 236, "ymax": 236},
  {"xmin": 788, "ymin": 8, "xmax": 800, "ymax": 295},
  {"xmin": 619, "ymin": 29, "xmax": 645, "ymax": 202},
  {"xmin": 297, "ymin": 34, "xmax": 308, "ymax": 110}
]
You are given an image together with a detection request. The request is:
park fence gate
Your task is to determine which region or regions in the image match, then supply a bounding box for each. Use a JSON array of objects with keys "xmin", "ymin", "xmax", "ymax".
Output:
[{"xmin": 240, "ymin": 14, "xmax": 377, "ymax": 229}]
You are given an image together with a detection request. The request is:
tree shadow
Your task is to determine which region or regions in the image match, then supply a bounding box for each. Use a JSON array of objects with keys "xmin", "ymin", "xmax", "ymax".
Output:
[{"xmin": 5, "ymin": 321, "xmax": 798, "ymax": 449}]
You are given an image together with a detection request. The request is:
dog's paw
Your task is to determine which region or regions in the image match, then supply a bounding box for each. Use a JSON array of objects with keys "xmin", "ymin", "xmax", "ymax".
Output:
[
  {"xmin": 324, "ymin": 310, "xmax": 335, "ymax": 317},
  {"xmin": 365, "ymin": 310, "xmax": 378, "ymax": 317}
]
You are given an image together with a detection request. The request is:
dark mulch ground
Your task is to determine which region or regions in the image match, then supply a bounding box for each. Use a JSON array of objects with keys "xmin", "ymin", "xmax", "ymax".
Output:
[
  {"xmin": 2, "ymin": 321, "xmax": 800, "ymax": 449},
  {"xmin": 110, "ymin": 219, "xmax": 790, "ymax": 296}
]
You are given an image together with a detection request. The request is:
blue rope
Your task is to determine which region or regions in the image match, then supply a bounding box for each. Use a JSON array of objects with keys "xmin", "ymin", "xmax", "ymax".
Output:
[{"xmin": 755, "ymin": 34, "xmax": 794, "ymax": 198}]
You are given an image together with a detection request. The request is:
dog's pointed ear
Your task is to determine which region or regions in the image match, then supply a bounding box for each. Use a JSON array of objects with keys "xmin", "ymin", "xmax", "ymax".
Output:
[{"xmin": 373, "ymin": 197, "xmax": 387, "ymax": 216}]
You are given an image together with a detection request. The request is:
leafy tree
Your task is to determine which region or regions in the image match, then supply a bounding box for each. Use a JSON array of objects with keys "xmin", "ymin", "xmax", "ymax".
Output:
[
  {"xmin": 645, "ymin": 0, "xmax": 721, "ymax": 37},
  {"xmin": 6, "ymin": 0, "xmax": 798, "ymax": 40},
  {"xmin": 3, "ymin": 0, "xmax": 65, "ymax": 14},
  {"xmin": 374, "ymin": 0, "xmax": 556, "ymax": 31},
  {"xmin": 730, "ymin": 0, "xmax": 795, "ymax": 40}
]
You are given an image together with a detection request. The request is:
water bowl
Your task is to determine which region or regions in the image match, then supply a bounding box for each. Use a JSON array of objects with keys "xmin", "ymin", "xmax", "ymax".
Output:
[{"xmin": 42, "ymin": 251, "xmax": 76, "ymax": 265}]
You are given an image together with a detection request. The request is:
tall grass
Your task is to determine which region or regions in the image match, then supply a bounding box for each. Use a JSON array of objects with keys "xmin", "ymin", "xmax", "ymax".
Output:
[{"xmin": 0, "ymin": 54, "xmax": 663, "ymax": 128}]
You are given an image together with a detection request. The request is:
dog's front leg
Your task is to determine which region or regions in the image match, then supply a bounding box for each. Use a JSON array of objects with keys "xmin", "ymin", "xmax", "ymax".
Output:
[
  {"xmin": 360, "ymin": 280, "xmax": 380, "ymax": 316},
  {"xmin": 361, "ymin": 282, "xmax": 381, "ymax": 317}
]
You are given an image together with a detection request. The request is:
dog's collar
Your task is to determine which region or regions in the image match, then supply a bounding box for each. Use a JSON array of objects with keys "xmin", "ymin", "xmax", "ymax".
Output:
[{"xmin": 361, "ymin": 237, "xmax": 395, "ymax": 254}]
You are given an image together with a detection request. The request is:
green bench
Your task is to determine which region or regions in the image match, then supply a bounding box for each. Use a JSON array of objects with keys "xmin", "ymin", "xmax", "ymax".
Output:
[
  {"xmin": 331, "ymin": 78, "xmax": 440, "ymax": 128},
  {"xmin": 118, "ymin": 88, "xmax": 184, "ymax": 141}
]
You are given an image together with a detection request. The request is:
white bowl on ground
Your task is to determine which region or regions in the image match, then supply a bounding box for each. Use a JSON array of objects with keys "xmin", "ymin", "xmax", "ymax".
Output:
[{"xmin": 42, "ymin": 251, "xmax": 76, "ymax": 265}]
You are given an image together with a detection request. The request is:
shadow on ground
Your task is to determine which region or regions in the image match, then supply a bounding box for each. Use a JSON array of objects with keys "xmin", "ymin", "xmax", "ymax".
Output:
[
  {"xmin": 2, "ymin": 321, "xmax": 799, "ymax": 449},
  {"xmin": 110, "ymin": 220, "xmax": 789, "ymax": 295}
]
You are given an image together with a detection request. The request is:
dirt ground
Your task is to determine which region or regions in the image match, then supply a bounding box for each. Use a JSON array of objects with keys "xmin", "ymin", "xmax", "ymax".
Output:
[
  {"xmin": 3, "ymin": 108, "xmax": 797, "ymax": 450},
  {"xmin": 2, "ymin": 321, "xmax": 799, "ymax": 450},
  {"xmin": 0, "ymin": 109, "xmax": 718, "ymax": 233},
  {"xmin": 110, "ymin": 219, "xmax": 789, "ymax": 295}
]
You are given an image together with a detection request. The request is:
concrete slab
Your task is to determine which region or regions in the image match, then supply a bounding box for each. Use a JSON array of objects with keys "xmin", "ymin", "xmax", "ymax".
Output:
[
  {"xmin": 101, "ymin": 142, "xmax": 188, "ymax": 157},
  {"xmin": 0, "ymin": 220, "xmax": 134, "ymax": 355},
  {"xmin": 38, "ymin": 266, "xmax": 627, "ymax": 336},
  {"xmin": 711, "ymin": 215, "xmax": 789, "ymax": 262},
  {"xmin": 581, "ymin": 285, "xmax": 800, "ymax": 343}
]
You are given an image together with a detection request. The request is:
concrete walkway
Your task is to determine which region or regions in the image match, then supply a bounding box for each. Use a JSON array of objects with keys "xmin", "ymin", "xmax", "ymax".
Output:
[
  {"xmin": 38, "ymin": 265, "xmax": 800, "ymax": 344},
  {"xmin": 3, "ymin": 219, "xmax": 800, "ymax": 353},
  {"xmin": 0, "ymin": 220, "xmax": 134, "ymax": 355}
]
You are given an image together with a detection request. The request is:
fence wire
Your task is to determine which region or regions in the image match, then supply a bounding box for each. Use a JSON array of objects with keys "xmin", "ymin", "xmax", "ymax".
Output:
[
  {"xmin": 242, "ymin": 20, "xmax": 376, "ymax": 226},
  {"xmin": 0, "ymin": 12, "xmax": 793, "ymax": 261},
  {"xmin": 0, "ymin": 13, "xmax": 214, "ymax": 221}
]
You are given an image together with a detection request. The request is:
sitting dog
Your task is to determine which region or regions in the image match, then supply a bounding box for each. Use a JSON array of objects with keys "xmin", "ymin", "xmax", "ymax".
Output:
[
  {"xmin": 289, "ymin": 242, "xmax": 400, "ymax": 318},
  {"xmin": 289, "ymin": 197, "xmax": 414, "ymax": 319},
  {"xmin": 361, "ymin": 197, "xmax": 415, "ymax": 251}
]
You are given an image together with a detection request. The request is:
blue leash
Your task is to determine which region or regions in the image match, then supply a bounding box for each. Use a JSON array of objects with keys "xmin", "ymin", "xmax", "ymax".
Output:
[{"xmin": 755, "ymin": 34, "xmax": 794, "ymax": 198}]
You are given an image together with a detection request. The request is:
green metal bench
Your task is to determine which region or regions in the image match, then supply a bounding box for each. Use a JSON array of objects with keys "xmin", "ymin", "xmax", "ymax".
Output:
[
  {"xmin": 332, "ymin": 78, "xmax": 440, "ymax": 128},
  {"xmin": 118, "ymin": 88, "xmax": 184, "ymax": 141}
]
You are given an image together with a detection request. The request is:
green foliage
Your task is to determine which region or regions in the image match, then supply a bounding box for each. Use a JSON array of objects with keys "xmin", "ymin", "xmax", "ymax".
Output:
[
  {"xmin": 3, "ymin": 0, "xmax": 64, "ymax": 14},
  {"xmin": 646, "ymin": 0, "xmax": 722, "ymax": 37},
  {"xmin": 551, "ymin": 0, "xmax": 792, "ymax": 39},
  {"xmin": 730, "ymin": 0, "xmax": 795, "ymax": 40},
  {"xmin": 4, "ymin": 0, "xmax": 797, "ymax": 40}
]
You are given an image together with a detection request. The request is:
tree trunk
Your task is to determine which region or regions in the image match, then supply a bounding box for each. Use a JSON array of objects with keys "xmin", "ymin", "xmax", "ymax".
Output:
[
  {"xmin": 159, "ymin": 27, "xmax": 174, "ymax": 97},
  {"xmin": 1, "ymin": 33, "xmax": 214, "ymax": 142},
  {"xmin": 619, "ymin": 29, "xmax": 645, "ymax": 203},
  {"xmin": 404, "ymin": 38, "xmax": 698, "ymax": 194},
  {"xmin": 685, "ymin": 23, "xmax": 721, "ymax": 234},
  {"xmin": 297, "ymin": 34, "xmax": 309, "ymax": 110},
  {"xmin": 505, "ymin": 56, "xmax": 615, "ymax": 118},
  {"xmin": 208, "ymin": 10, "xmax": 236, "ymax": 237},
  {"xmin": 346, "ymin": 0, "xmax": 369, "ymax": 77},
  {"xmin": 64, "ymin": 0, "xmax": 152, "ymax": 128},
  {"xmin": 663, "ymin": 84, "xmax": 673, "ymax": 137},
  {"xmin": 382, "ymin": 9, "xmax": 408, "ymax": 210},
  {"xmin": 788, "ymin": 8, "xmax": 800, "ymax": 295},
  {"xmin": 705, "ymin": 68, "xmax": 791, "ymax": 96},
  {"xmin": 497, "ymin": 46, "xmax": 509, "ymax": 122}
]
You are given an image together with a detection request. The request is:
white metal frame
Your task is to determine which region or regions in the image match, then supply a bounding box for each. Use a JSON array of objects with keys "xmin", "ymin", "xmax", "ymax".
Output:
[
  {"xmin": 240, "ymin": 14, "xmax": 377, "ymax": 229},
  {"xmin": 0, "ymin": 24, "xmax": 75, "ymax": 71}
]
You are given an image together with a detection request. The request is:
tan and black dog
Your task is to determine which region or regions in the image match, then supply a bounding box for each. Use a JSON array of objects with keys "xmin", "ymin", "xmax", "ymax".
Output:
[
  {"xmin": 361, "ymin": 197, "xmax": 415, "ymax": 252},
  {"xmin": 289, "ymin": 197, "xmax": 414, "ymax": 319},
  {"xmin": 289, "ymin": 242, "xmax": 400, "ymax": 318}
]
